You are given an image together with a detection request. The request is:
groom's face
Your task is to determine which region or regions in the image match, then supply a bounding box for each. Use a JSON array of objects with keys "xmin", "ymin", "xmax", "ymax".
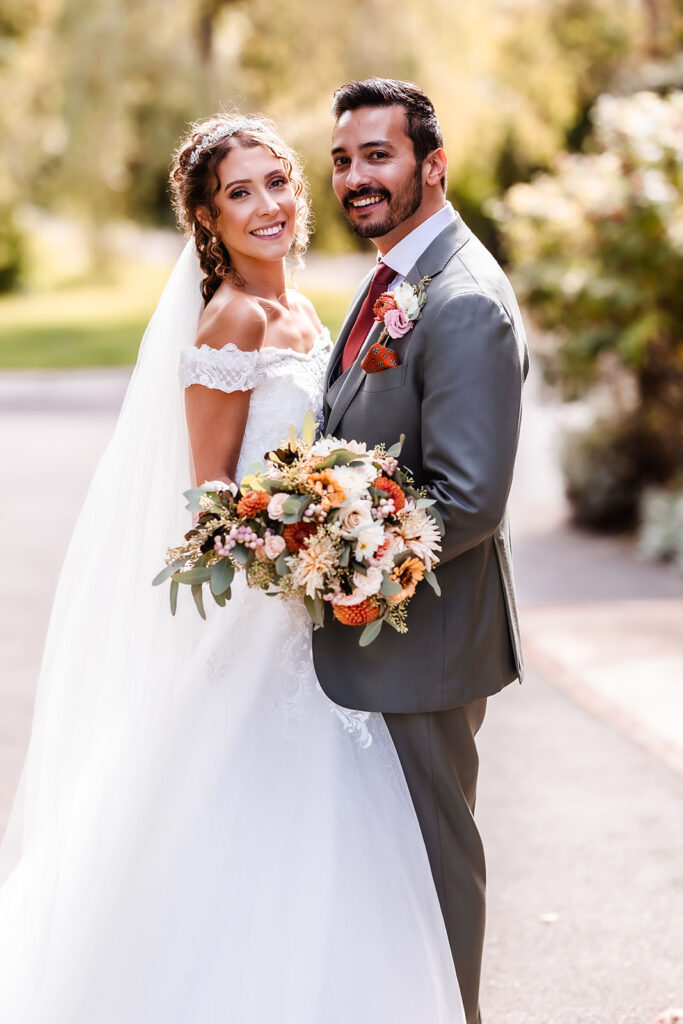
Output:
[{"xmin": 331, "ymin": 105, "xmax": 423, "ymax": 242}]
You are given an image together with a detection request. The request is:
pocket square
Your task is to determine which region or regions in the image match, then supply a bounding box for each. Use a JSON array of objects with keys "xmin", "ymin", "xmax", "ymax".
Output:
[{"xmin": 361, "ymin": 343, "xmax": 400, "ymax": 374}]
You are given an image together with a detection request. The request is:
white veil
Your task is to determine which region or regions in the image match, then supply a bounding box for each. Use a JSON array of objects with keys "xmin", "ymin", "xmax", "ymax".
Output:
[{"xmin": 0, "ymin": 240, "xmax": 207, "ymax": 993}]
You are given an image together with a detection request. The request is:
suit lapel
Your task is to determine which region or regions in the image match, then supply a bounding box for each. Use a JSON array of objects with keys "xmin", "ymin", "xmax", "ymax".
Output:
[
  {"xmin": 325, "ymin": 213, "xmax": 473, "ymax": 437},
  {"xmin": 326, "ymin": 317, "xmax": 385, "ymax": 437}
]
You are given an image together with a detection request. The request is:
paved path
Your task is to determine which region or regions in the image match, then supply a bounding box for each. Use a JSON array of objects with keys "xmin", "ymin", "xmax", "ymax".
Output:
[{"xmin": 1, "ymin": 362, "xmax": 682, "ymax": 1022}]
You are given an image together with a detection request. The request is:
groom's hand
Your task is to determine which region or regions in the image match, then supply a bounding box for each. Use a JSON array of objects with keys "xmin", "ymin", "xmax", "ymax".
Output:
[{"xmin": 421, "ymin": 292, "xmax": 523, "ymax": 564}]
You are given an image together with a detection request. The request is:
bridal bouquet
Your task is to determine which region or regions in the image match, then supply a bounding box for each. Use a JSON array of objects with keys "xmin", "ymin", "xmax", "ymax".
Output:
[{"xmin": 154, "ymin": 413, "xmax": 443, "ymax": 645}]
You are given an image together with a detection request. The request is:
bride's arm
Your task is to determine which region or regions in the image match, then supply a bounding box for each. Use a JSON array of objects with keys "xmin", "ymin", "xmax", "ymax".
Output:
[{"xmin": 183, "ymin": 298, "xmax": 267, "ymax": 486}]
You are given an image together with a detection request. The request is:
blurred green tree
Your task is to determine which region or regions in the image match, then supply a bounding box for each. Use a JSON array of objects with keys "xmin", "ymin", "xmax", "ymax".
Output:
[{"xmin": 0, "ymin": 0, "xmax": 678, "ymax": 283}]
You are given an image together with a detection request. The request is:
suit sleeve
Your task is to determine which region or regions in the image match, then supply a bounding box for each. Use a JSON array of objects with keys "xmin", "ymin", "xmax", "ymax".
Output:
[{"xmin": 421, "ymin": 292, "xmax": 523, "ymax": 564}]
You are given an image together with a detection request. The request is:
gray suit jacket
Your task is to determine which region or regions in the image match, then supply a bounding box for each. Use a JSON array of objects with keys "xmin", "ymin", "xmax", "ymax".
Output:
[{"xmin": 312, "ymin": 210, "xmax": 529, "ymax": 713}]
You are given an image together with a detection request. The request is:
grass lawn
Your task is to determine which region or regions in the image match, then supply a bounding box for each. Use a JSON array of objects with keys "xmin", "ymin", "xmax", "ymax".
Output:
[{"xmin": 0, "ymin": 271, "xmax": 349, "ymax": 370}]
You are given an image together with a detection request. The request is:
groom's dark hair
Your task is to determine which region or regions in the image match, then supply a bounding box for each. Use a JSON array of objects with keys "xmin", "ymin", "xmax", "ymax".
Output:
[{"xmin": 331, "ymin": 78, "xmax": 446, "ymax": 192}]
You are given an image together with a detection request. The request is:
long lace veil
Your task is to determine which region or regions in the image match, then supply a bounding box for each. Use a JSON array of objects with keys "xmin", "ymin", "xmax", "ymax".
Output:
[{"xmin": 0, "ymin": 240, "xmax": 207, "ymax": 983}]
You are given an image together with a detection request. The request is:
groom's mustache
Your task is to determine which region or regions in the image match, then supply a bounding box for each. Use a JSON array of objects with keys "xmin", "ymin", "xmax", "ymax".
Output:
[{"xmin": 342, "ymin": 186, "xmax": 391, "ymax": 211}]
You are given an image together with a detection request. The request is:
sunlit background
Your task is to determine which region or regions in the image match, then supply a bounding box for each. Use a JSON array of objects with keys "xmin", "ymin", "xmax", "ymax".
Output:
[{"xmin": 1, "ymin": 2, "xmax": 682, "ymax": 1021}]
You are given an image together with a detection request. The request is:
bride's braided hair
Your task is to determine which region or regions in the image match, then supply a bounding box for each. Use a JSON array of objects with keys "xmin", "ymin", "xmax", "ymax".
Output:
[{"xmin": 170, "ymin": 112, "xmax": 311, "ymax": 304}]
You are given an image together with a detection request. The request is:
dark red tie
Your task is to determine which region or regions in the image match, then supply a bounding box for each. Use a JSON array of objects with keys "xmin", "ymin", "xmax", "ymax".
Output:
[{"xmin": 341, "ymin": 261, "xmax": 395, "ymax": 373}]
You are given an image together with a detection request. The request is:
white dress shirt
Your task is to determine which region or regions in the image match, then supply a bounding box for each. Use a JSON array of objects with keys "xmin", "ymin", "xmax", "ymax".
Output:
[{"xmin": 380, "ymin": 201, "xmax": 456, "ymax": 287}]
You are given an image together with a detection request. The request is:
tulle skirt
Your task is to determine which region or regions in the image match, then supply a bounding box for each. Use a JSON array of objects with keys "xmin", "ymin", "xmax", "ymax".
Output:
[{"xmin": 0, "ymin": 579, "xmax": 464, "ymax": 1023}]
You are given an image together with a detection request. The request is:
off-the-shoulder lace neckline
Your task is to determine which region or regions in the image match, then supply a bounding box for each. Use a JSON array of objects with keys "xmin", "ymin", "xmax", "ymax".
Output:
[{"xmin": 192, "ymin": 326, "xmax": 331, "ymax": 362}]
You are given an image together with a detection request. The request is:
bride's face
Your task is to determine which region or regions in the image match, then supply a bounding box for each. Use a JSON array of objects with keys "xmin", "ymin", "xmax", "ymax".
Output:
[{"xmin": 210, "ymin": 143, "xmax": 297, "ymax": 264}]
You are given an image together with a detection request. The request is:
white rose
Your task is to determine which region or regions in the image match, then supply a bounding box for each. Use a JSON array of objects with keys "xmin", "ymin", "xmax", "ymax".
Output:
[
  {"xmin": 264, "ymin": 533, "xmax": 287, "ymax": 560},
  {"xmin": 267, "ymin": 492, "xmax": 289, "ymax": 521},
  {"xmin": 354, "ymin": 522, "xmax": 385, "ymax": 561},
  {"xmin": 337, "ymin": 499, "xmax": 373, "ymax": 538},
  {"xmin": 393, "ymin": 282, "xmax": 421, "ymax": 320},
  {"xmin": 353, "ymin": 566, "xmax": 383, "ymax": 597},
  {"xmin": 200, "ymin": 479, "xmax": 237, "ymax": 496}
]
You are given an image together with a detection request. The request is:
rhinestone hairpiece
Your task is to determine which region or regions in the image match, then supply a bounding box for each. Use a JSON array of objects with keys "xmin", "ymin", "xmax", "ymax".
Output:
[{"xmin": 189, "ymin": 120, "xmax": 261, "ymax": 165}]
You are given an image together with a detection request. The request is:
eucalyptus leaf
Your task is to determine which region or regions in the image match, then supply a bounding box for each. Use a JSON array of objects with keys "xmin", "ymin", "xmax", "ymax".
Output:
[
  {"xmin": 302, "ymin": 409, "xmax": 316, "ymax": 447},
  {"xmin": 386, "ymin": 434, "xmax": 405, "ymax": 458},
  {"xmin": 312, "ymin": 449, "xmax": 358, "ymax": 470},
  {"xmin": 275, "ymin": 551, "xmax": 291, "ymax": 576},
  {"xmin": 231, "ymin": 545, "xmax": 249, "ymax": 565},
  {"xmin": 152, "ymin": 560, "xmax": 183, "ymax": 587},
  {"xmin": 289, "ymin": 424, "xmax": 298, "ymax": 451},
  {"xmin": 191, "ymin": 583, "xmax": 206, "ymax": 620},
  {"xmin": 415, "ymin": 497, "xmax": 436, "ymax": 509},
  {"xmin": 339, "ymin": 545, "xmax": 350, "ymax": 568},
  {"xmin": 427, "ymin": 504, "xmax": 445, "ymax": 535},
  {"xmin": 210, "ymin": 559, "xmax": 234, "ymax": 596},
  {"xmin": 304, "ymin": 594, "xmax": 324, "ymax": 627},
  {"xmin": 183, "ymin": 487, "xmax": 206, "ymax": 514},
  {"xmin": 380, "ymin": 575, "xmax": 403, "ymax": 597},
  {"xmin": 173, "ymin": 566, "xmax": 212, "ymax": 585},
  {"xmin": 282, "ymin": 496, "xmax": 304, "ymax": 515},
  {"xmin": 424, "ymin": 570, "xmax": 441, "ymax": 596},
  {"xmin": 169, "ymin": 579, "xmax": 179, "ymax": 616},
  {"xmin": 243, "ymin": 460, "xmax": 265, "ymax": 477},
  {"xmin": 359, "ymin": 618, "xmax": 383, "ymax": 647},
  {"xmin": 282, "ymin": 496, "xmax": 311, "ymax": 524},
  {"xmin": 212, "ymin": 589, "xmax": 227, "ymax": 607}
]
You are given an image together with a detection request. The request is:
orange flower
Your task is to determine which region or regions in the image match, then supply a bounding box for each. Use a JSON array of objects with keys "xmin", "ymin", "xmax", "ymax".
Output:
[
  {"xmin": 373, "ymin": 292, "xmax": 398, "ymax": 321},
  {"xmin": 372, "ymin": 475, "xmax": 405, "ymax": 513},
  {"xmin": 307, "ymin": 469, "xmax": 346, "ymax": 509},
  {"xmin": 283, "ymin": 521, "xmax": 317, "ymax": 552},
  {"xmin": 236, "ymin": 490, "xmax": 271, "ymax": 518},
  {"xmin": 333, "ymin": 598, "xmax": 380, "ymax": 626},
  {"xmin": 386, "ymin": 557, "xmax": 425, "ymax": 605}
]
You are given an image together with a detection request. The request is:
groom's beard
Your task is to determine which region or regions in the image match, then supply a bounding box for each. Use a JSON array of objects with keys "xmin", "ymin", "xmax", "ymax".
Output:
[{"xmin": 342, "ymin": 165, "xmax": 423, "ymax": 239}]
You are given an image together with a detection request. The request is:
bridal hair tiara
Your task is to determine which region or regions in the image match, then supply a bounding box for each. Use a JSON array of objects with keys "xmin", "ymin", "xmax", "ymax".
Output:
[{"xmin": 189, "ymin": 119, "xmax": 264, "ymax": 165}]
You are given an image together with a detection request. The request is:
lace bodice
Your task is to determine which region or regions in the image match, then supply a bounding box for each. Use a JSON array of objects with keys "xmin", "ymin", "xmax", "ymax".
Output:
[{"xmin": 179, "ymin": 328, "xmax": 333, "ymax": 480}]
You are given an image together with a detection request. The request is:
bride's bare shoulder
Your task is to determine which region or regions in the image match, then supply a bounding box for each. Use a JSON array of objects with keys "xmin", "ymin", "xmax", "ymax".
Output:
[{"xmin": 196, "ymin": 289, "xmax": 267, "ymax": 353}]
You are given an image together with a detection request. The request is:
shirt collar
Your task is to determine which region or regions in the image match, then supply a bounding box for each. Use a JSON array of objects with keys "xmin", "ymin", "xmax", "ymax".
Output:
[{"xmin": 380, "ymin": 202, "xmax": 456, "ymax": 278}]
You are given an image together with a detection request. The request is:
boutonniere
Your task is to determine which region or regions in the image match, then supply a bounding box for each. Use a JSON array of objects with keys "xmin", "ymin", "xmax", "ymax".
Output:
[{"xmin": 372, "ymin": 276, "xmax": 431, "ymax": 340}]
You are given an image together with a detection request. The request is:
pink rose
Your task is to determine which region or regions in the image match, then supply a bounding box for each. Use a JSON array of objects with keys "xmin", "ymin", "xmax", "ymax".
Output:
[
  {"xmin": 267, "ymin": 492, "xmax": 289, "ymax": 521},
  {"xmin": 353, "ymin": 566, "xmax": 383, "ymax": 596},
  {"xmin": 264, "ymin": 533, "xmax": 287, "ymax": 559},
  {"xmin": 332, "ymin": 587, "xmax": 367, "ymax": 607},
  {"xmin": 384, "ymin": 307, "xmax": 412, "ymax": 339}
]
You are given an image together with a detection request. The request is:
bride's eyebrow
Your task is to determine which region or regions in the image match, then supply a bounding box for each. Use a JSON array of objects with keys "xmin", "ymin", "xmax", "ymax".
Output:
[{"xmin": 224, "ymin": 178, "xmax": 250, "ymax": 191}]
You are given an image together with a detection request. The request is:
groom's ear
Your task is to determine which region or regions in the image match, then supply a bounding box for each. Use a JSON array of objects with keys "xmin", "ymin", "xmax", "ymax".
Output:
[{"xmin": 423, "ymin": 149, "xmax": 448, "ymax": 189}]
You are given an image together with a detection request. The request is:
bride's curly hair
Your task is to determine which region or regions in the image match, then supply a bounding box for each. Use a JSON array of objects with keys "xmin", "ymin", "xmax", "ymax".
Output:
[{"xmin": 170, "ymin": 112, "xmax": 311, "ymax": 303}]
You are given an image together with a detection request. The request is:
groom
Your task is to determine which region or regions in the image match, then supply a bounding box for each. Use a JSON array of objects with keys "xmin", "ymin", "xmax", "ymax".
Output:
[{"xmin": 312, "ymin": 79, "xmax": 528, "ymax": 1024}]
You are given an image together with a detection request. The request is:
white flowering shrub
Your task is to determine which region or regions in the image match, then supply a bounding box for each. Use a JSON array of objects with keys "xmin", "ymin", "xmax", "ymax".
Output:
[
  {"xmin": 638, "ymin": 486, "xmax": 683, "ymax": 571},
  {"xmin": 493, "ymin": 90, "xmax": 683, "ymax": 529}
]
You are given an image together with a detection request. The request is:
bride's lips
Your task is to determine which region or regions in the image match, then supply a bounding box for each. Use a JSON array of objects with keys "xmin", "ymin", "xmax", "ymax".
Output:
[{"xmin": 250, "ymin": 221, "xmax": 286, "ymax": 240}]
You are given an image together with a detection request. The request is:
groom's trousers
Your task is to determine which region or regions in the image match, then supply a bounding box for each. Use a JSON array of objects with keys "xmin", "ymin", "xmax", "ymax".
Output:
[{"xmin": 383, "ymin": 698, "xmax": 487, "ymax": 1024}]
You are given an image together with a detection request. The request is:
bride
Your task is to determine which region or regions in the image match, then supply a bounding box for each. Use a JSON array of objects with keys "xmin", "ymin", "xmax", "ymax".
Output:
[{"xmin": 0, "ymin": 113, "xmax": 465, "ymax": 1023}]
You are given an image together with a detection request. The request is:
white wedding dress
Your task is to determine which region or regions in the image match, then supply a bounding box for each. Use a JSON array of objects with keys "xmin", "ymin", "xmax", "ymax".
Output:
[{"xmin": 0, "ymin": 246, "xmax": 465, "ymax": 1023}]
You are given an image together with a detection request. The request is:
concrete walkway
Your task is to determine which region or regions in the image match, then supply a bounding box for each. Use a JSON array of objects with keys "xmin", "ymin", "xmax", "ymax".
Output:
[{"xmin": 0, "ymin": 362, "xmax": 682, "ymax": 1022}]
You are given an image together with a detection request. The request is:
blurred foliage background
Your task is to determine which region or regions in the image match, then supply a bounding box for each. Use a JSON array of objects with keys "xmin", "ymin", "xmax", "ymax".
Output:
[{"xmin": 1, "ymin": 0, "xmax": 682, "ymax": 553}]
